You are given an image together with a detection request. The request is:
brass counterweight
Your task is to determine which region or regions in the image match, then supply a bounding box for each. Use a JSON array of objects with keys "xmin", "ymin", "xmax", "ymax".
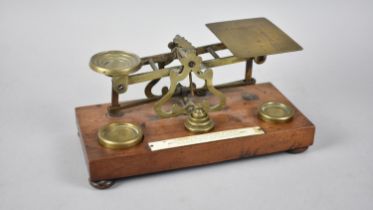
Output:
[{"xmin": 184, "ymin": 106, "xmax": 214, "ymax": 133}]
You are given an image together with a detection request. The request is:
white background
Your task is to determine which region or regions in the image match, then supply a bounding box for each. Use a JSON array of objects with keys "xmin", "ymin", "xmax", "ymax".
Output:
[{"xmin": 0, "ymin": 0, "xmax": 372, "ymax": 209}]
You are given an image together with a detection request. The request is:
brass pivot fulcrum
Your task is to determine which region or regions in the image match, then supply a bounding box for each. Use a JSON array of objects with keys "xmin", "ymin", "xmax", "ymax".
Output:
[{"xmin": 184, "ymin": 106, "xmax": 214, "ymax": 133}]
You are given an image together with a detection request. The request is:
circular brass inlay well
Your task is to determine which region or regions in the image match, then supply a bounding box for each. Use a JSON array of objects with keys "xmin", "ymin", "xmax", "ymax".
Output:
[
  {"xmin": 98, "ymin": 122, "xmax": 143, "ymax": 149},
  {"xmin": 90, "ymin": 51, "xmax": 141, "ymax": 77},
  {"xmin": 258, "ymin": 101, "xmax": 294, "ymax": 123}
]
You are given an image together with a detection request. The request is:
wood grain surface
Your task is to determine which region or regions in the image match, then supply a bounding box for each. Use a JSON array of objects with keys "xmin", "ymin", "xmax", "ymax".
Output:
[{"xmin": 75, "ymin": 83, "xmax": 315, "ymax": 181}]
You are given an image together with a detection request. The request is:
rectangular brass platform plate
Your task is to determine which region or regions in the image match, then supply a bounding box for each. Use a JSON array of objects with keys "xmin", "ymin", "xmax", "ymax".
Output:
[
  {"xmin": 148, "ymin": 126, "xmax": 265, "ymax": 151},
  {"xmin": 206, "ymin": 18, "xmax": 302, "ymax": 58}
]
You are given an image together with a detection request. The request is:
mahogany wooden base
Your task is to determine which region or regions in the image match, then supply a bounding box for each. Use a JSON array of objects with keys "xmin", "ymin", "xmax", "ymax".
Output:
[{"xmin": 75, "ymin": 83, "xmax": 315, "ymax": 189}]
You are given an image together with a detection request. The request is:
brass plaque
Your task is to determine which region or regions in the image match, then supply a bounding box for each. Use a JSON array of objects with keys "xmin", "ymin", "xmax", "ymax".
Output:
[
  {"xmin": 148, "ymin": 126, "xmax": 265, "ymax": 151},
  {"xmin": 206, "ymin": 18, "xmax": 302, "ymax": 58}
]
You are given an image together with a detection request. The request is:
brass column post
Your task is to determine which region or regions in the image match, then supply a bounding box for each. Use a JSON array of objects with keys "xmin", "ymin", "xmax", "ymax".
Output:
[
  {"xmin": 109, "ymin": 88, "xmax": 122, "ymax": 116},
  {"xmin": 111, "ymin": 88, "xmax": 119, "ymax": 107},
  {"xmin": 244, "ymin": 58, "xmax": 255, "ymax": 84}
]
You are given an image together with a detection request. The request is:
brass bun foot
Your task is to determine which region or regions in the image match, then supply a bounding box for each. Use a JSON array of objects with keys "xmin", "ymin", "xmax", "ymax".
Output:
[
  {"xmin": 98, "ymin": 122, "xmax": 143, "ymax": 149},
  {"xmin": 89, "ymin": 179, "xmax": 115, "ymax": 189},
  {"xmin": 184, "ymin": 107, "xmax": 214, "ymax": 133},
  {"xmin": 287, "ymin": 146, "xmax": 309, "ymax": 154}
]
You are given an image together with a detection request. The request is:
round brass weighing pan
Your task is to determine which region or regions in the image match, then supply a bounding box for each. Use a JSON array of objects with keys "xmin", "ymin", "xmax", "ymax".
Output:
[
  {"xmin": 90, "ymin": 51, "xmax": 141, "ymax": 77},
  {"xmin": 258, "ymin": 101, "xmax": 294, "ymax": 123},
  {"xmin": 98, "ymin": 122, "xmax": 143, "ymax": 149}
]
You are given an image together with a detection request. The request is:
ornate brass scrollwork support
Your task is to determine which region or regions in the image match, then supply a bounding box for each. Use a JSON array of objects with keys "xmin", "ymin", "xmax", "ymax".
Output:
[{"xmin": 153, "ymin": 36, "xmax": 226, "ymax": 128}]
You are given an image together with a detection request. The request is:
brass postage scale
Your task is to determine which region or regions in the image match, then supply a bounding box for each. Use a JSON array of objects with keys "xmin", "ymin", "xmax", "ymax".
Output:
[{"xmin": 75, "ymin": 18, "xmax": 315, "ymax": 189}]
